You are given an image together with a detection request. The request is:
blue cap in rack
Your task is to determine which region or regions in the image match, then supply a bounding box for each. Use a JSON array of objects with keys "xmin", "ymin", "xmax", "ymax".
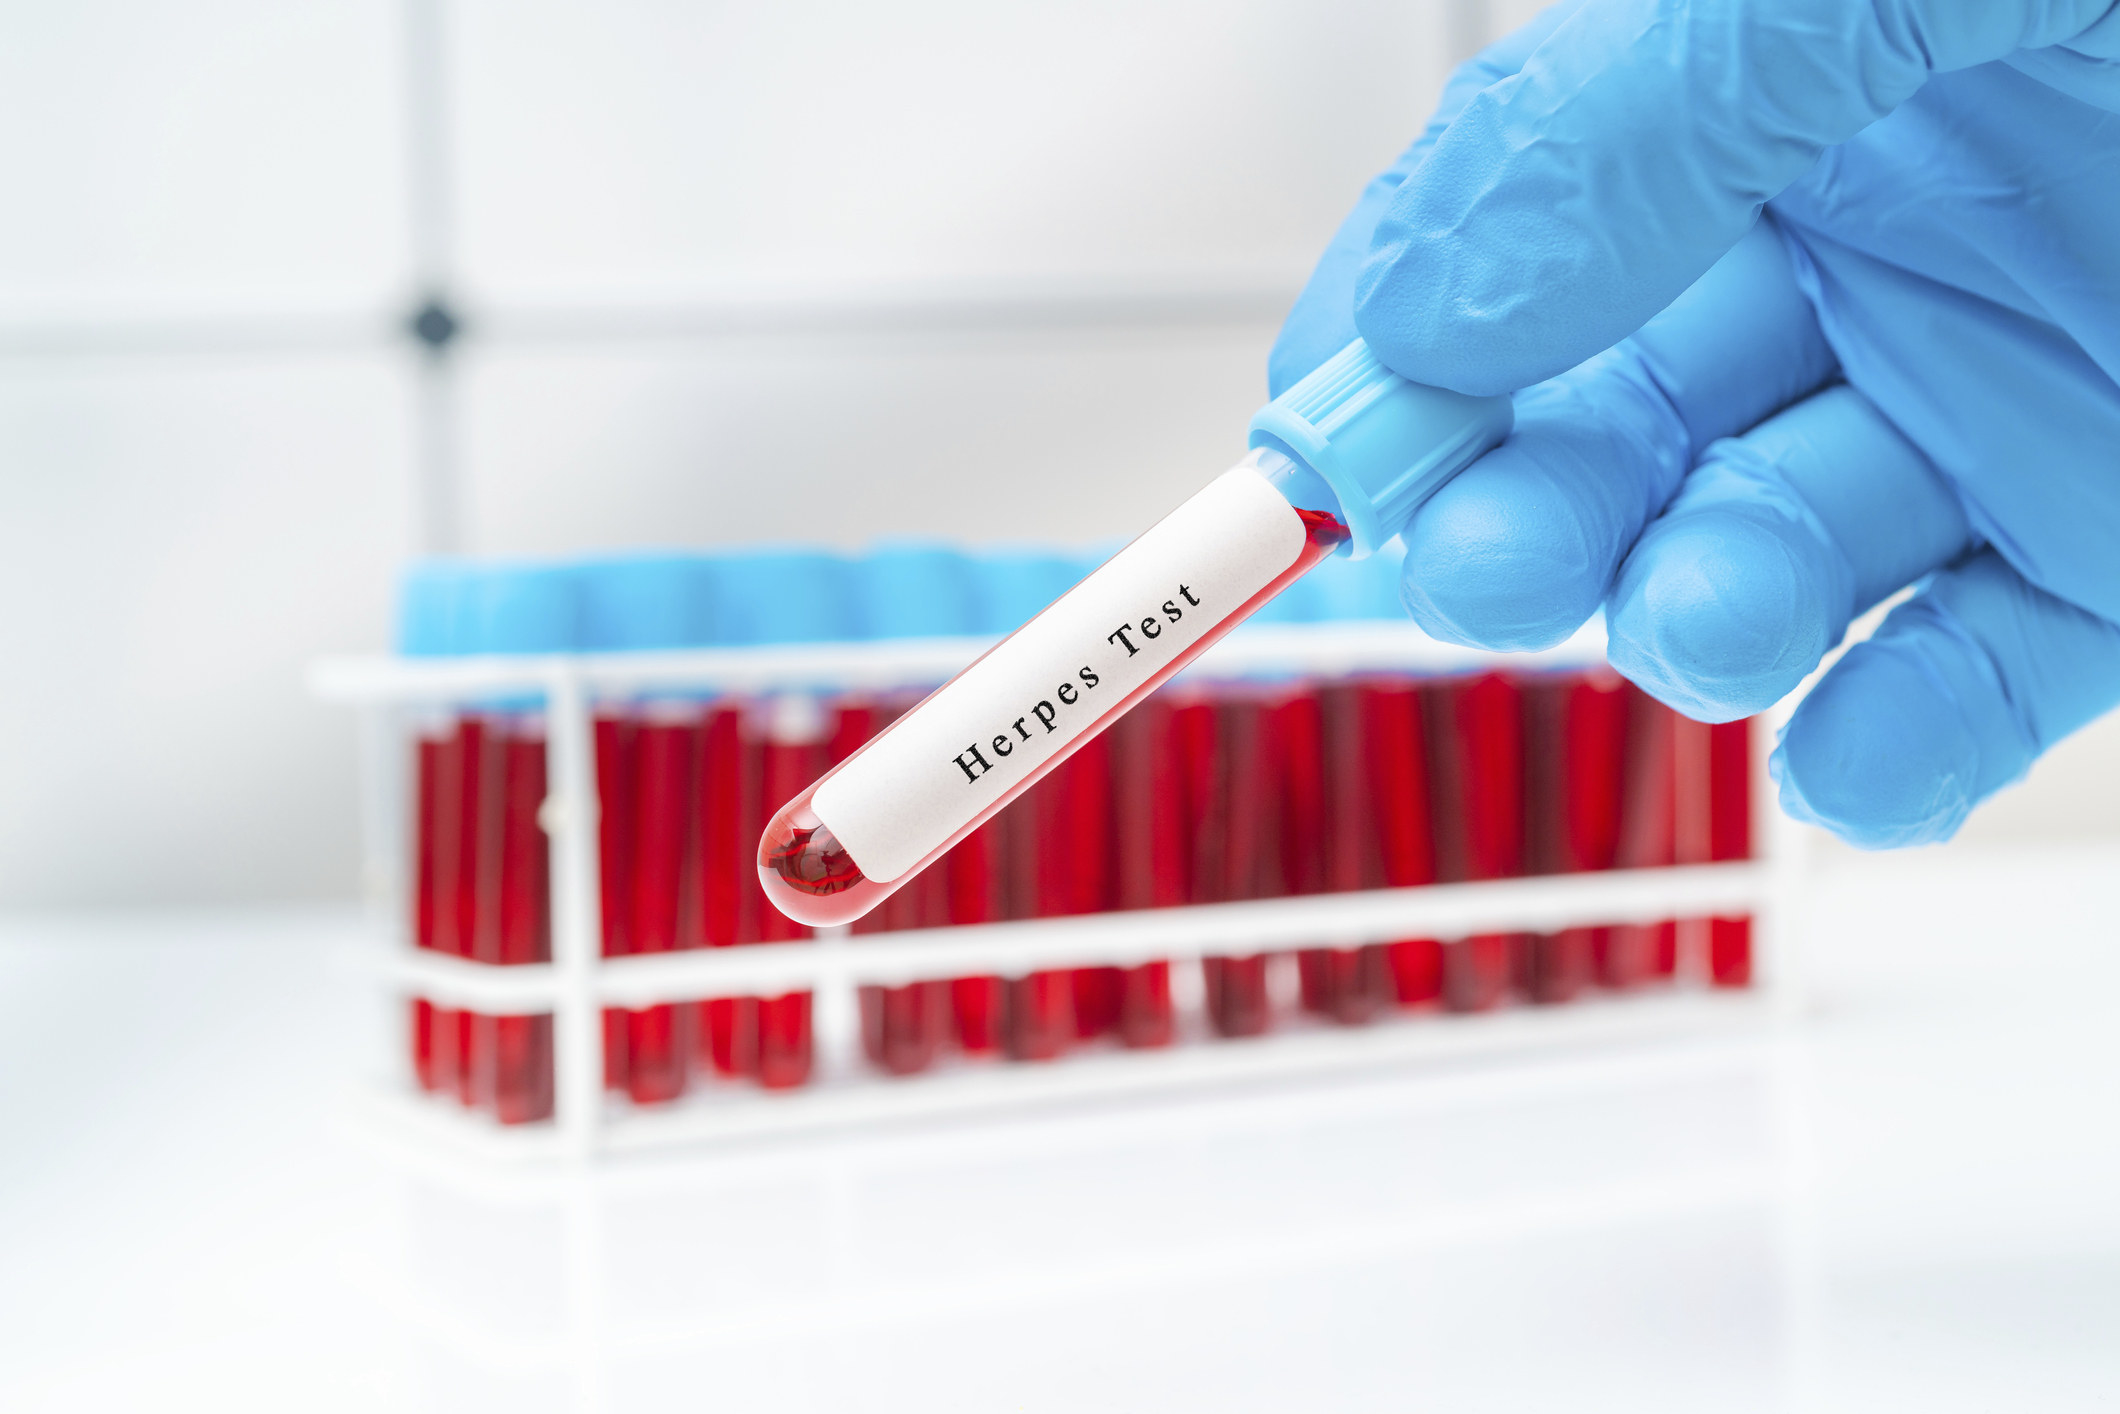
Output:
[
  {"xmin": 1249, "ymin": 338, "xmax": 1513, "ymax": 559},
  {"xmin": 718, "ymin": 549, "xmax": 856, "ymax": 645},
  {"xmin": 974, "ymin": 548, "xmax": 1083, "ymax": 638},
  {"xmin": 397, "ymin": 559, "xmax": 471, "ymax": 656},
  {"xmin": 579, "ymin": 552, "xmax": 717, "ymax": 651},
  {"xmin": 858, "ymin": 542, "xmax": 979, "ymax": 639},
  {"xmin": 469, "ymin": 562, "xmax": 583, "ymax": 654}
]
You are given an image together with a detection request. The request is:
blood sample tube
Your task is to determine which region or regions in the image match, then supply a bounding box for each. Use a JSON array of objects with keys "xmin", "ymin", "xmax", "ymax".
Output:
[
  {"xmin": 1606, "ymin": 684, "xmax": 1679, "ymax": 986},
  {"xmin": 465, "ymin": 564, "xmax": 580, "ymax": 1124},
  {"xmin": 396, "ymin": 561, "xmax": 469, "ymax": 1097},
  {"xmin": 758, "ymin": 340, "xmax": 1511, "ymax": 929},
  {"xmin": 1427, "ymin": 671, "xmax": 1526, "ymax": 1011},
  {"xmin": 1265, "ymin": 566, "xmax": 1392, "ymax": 1026},
  {"xmin": 850, "ymin": 544, "xmax": 982, "ymax": 1076},
  {"xmin": 1304, "ymin": 543, "xmax": 1447, "ymax": 1009},
  {"xmin": 1521, "ymin": 668, "xmax": 1629, "ymax": 1003},
  {"xmin": 1202, "ymin": 688, "xmax": 1278, "ymax": 1037},
  {"xmin": 1707, "ymin": 717, "xmax": 1754, "ymax": 987},
  {"xmin": 695, "ymin": 696, "xmax": 760, "ymax": 1078},
  {"xmin": 719, "ymin": 549, "xmax": 859, "ymax": 1090},
  {"xmin": 968, "ymin": 550, "xmax": 1091, "ymax": 1062},
  {"xmin": 1108, "ymin": 689, "xmax": 1201, "ymax": 1048},
  {"xmin": 582, "ymin": 555, "xmax": 720, "ymax": 1107},
  {"xmin": 1366, "ymin": 674, "xmax": 1442, "ymax": 1006},
  {"xmin": 593, "ymin": 705, "xmax": 635, "ymax": 1090}
]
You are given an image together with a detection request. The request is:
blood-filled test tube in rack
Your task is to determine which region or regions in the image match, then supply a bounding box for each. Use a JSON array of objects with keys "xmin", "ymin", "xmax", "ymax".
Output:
[
  {"xmin": 398, "ymin": 562, "xmax": 466, "ymax": 1100},
  {"xmin": 1604, "ymin": 684, "xmax": 1680, "ymax": 987},
  {"xmin": 1521, "ymin": 668, "xmax": 1631, "ymax": 1004},
  {"xmin": 974, "ymin": 550, "xmax": 1092, "ymax": 1063},
  {"xmin": 1201, "ymin": 687, "xmax": 1277, "ymax": 1037},
  {"xmin": 464, "ymin": 566, "xmax": 577, "ymax": 1123},
  {"xmin": 1427, "ymin": 670, "xmax": 1526, "ymax": 1011},
  {"xmin": 1707, "ymin": 717, "xmax": 1754, "ymax": 987},
  {"xmin": 582, "ymin": 555, "xmax": 721, "ymax": 1107},
  {"xmin": 850, "ymin": 545, "xmax": 983, "ymax": 1077},
  {"xmin": 718, "ymin": 549, "xmax": 859, "ymax": 1090}
]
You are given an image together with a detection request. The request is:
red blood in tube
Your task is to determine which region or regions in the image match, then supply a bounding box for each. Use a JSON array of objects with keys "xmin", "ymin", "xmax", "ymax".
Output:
[
  {"xmin": 696, "ymin": 703, "xmax": 761, "ymax": 1077},
  {"xmin": 493, "ymin": 726, "xmax": 555, "ymax": 1123},
  {"xmin": 1708, "ymin": 717, "xmax": 1755, "ymax": 987},
  {"xmin": 1109, "ymin": 695, "xmax": 1192, "ymax": 1048},
  {"xmin": 1001, "ymin": 770, "xmax": 1075, "ymax": 1061},
  {"xmin": 1429, "ymin": 673, "xmax": 1524, "ymax": 1012},
  {"xmin": 1364, "ymin": 680, "xmax": 1442, "ymax": 1006},
  {"xmin": 414, "ymin": 731, "xmax": 444, "ymax": 951},
  {"xmin": 492, "ymin": 1015, "xmax": 555, "ymax": 1125},
  {"xmin": 423, "ymin": 722, "xmax": 470, "ymax": 1097},
  {"xmin": 411, "ymin": 728, "xmax": 447, "ymax": 1093},
  {"xmin": 846, "ymin": 701, "xmax": 951, "ymax": 1076},
  {"xmin": 947, "ymin": 822, "xmax": 1005, "ymax": 1054},
  {"xmin": 1300, "ymin": 683, "xmax": 1395, "ymax": 1024},
  {"xmin": 1522, "ymin": 673, "xmax": 1630, "ymax": 1004},
  {"xmin": 626, "ymin": 714, "xmax": 698, "ymax": 1105},
  {"xmin": 1670, "ymin": 710, "xmax": 1715, "ymax": 979},
  {"xmin": 595, "ymin": 714, "xmax": 636, "ymax": 1090},
  {"xmin": 755, "ymin": 721, "xmax": 822, "ymax": 1088},
  {"xmin": 1604, "ymin": 687, "xmax": 1679, "ymax": 987},
  {"xmin": 1202, "ymin": 694, "xmax": 1276, "ymax": 1037},
  {"xmin": 456, "ymin": 717, "xmax": 504, "ymax": 1109},
  {"xmin": 1044, "ymin": 734, "xmax": 1119, "ymax": 1043}
]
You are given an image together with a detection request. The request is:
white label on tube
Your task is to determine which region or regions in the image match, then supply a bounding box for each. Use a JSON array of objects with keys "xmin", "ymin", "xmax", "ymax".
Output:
[{"xmin": 812, "ymin": 464, "xmax": 1305, "ymax": 882}]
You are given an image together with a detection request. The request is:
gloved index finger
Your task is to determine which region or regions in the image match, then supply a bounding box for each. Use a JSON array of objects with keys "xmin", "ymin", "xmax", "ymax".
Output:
[{"xmin": 1354, "ymin": 0, "xmax": 2119, "ymax": 397}]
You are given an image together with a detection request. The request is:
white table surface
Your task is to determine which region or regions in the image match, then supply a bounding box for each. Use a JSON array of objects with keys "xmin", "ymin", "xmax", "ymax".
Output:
[{"xmin": 3, "ymin": 844, "xmax": 2117, "ymax": 1413}]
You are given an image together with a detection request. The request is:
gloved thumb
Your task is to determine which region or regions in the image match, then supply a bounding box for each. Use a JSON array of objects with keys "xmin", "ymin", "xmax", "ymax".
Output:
[{"xmin": 1354, "ymin": 0, "xmax": 2119, "ymax": 396}]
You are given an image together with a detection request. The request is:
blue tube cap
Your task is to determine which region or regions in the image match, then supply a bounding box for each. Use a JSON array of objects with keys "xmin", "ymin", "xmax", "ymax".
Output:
[
  {"xmin": 470, "ymin": 563, "xmax": 583, "ymax": 654},
  {"xmin": 974, "ymin": 549, "xmax": 1083, "ymax": 638},
  {"xmin": 397, "ymin": 559, "xmax": 471, "ymax": 657},
  {"xmin": 580, "ymin": 553, "xmax": 718, "ymax": 651},
  {"xmin": 718, "ymin": 548, "xmax": 857, "ymax": 645},
  {"xmin": 858, "ymin": 542, "xmax": 979, "ymax": 639},
  {"xmin": 1248, "ymin": 338, "xmax": 1512, "ymax": 559}
]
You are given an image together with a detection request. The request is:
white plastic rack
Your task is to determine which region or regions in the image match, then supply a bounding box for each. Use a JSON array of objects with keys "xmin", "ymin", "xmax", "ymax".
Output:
[{"xmin": 313, "ymin": 619, "xmax": 1806, "ymax": 1160}]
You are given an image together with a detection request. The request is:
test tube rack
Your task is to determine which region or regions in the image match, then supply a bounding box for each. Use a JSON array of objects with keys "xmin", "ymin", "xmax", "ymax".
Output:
[{"xmin": 313, "ymin": 618, "xmax": 1807, "ymax": 1161}]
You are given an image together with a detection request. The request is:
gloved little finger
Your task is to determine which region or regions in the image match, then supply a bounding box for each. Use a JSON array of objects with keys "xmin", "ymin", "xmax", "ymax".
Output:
[{"xmin": 1773, "ymin": 551, "xmax": 2120, "ymax": 849}]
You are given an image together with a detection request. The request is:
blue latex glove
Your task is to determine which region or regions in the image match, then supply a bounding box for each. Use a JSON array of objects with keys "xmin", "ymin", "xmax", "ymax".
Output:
[{"xmin": 1274, "ymin": 0, "xmax": 2120, "ymax": 848}]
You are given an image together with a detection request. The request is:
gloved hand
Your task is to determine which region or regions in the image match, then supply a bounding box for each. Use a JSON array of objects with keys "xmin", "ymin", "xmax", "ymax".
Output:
[{"xmin": 1273, "ymin": 0, "xmax": 2120, "ymax": 848}]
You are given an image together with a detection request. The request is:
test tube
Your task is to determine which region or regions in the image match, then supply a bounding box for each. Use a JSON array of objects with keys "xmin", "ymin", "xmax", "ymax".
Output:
[
  {"xmin": 1707, "ymin": 717, "xmax": 1754, "ymax": 986},
  {"xmin": 970, "ymin": 551, "xmax": 1092, "ymax": 1062},
  {"xmin": 757, "ymin": 340, "xmax": 1511, "ymax": 929},
  {"xmin": 695, "ymin": 697, "xmax": 760, "ymax": 1077},
  {"xmin": 1605, "ymin": 685, "xmax": 1679, "ymax": 986},
  {"xmin": 1202, "ymin": 688, "xmax": 1278, "ymax": 1037},
  {"xmin": 1280, "ymin": 558, "xmax": 1394, "ymax": 1025},
  {"xmin": 1429, "ymin": 671, "xmax": 1526, "ymax": 1011},
  {"xmin": 593, "ymin": 707, "xmax": 635, "ymax": 1090},
  {"xmin": 1522, "ymin": 667, "xmax": 1630, "ymax": 1004},
  {"xmin": 397, "ymin": 561, "xmax": 469, "ymax": 1097},
  {"xmin": 1108, "ymin": 689, "xmax": 1199, "ymax": 1048},
  {"xmin": 727, "ymin": 549, "xmax": 858, "ymax": 1090},
  {"xmin": 583, "ymin": 555, "xmax": 719, "ymax": 1107},
  {"xmin": 1365, "ymin": 674, "xmax": 1443, "ymax": 1006},
  {"xmin": 466, "ymin": 564, "xmax": 579, "ymax": 1124},
  {"xmin": 851, "ymin": 544, "xmax": 982, "ymax": 1076}
]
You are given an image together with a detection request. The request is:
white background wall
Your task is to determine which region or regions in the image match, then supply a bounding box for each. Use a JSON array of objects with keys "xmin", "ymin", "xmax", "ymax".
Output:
[{"xmin": 0, "ymin": 0, "xmax": 2112, "ymax": 907}]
